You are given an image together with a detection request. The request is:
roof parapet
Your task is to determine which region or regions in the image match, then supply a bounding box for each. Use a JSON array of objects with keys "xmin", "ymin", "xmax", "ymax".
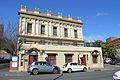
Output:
[{"xmin": 19, "ymin": 5, "xmax": 83, "ymax": 23}]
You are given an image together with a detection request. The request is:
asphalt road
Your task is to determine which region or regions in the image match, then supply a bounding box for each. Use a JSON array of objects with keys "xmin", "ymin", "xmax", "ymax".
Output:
[
  {"xmin": 0, "ymin": 63, "xmax": 119, "ymax": 80},
  {"xmin": 0, "ymin": 70, "xmax": 118, "ymax": 80}
]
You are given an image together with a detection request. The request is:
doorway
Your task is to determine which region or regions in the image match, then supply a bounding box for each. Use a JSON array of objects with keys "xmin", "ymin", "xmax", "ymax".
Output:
[
  {"xmin": 80, "ymin": 55, "xmax": 86, "ymax": 66},
  {"xmin": 29, "ymin": 55, "xmax": 38, "ymax": 65}
]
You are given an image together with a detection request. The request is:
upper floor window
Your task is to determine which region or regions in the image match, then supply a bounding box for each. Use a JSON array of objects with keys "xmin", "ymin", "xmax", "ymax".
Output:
[
  {"xmin": 27, "ymin": 23, "xmax": 32, "ymax": 33},
  {"xmin": 53, "ymin": 27, "xmax": 57, "ymax": 36},
  {"xmin": 74, "ymin": 30, "xmax": 78, "ymax": 38},
  {"xmin": 41, "ymin": 25, "xmax": 45, "ymax": 35},
  {"xmin": 64, "ymin": 28, "xmax": 68, "ymax": 37}
]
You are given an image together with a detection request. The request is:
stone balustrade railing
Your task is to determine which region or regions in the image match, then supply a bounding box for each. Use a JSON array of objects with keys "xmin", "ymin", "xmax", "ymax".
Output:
[{"xmin": 20, "ymin": 7, "xmax": 82, "ymax": 22}]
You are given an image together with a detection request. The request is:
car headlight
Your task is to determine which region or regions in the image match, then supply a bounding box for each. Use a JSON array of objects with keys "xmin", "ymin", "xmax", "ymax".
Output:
[{"xmin": 113, "ymin": 74, "xmax": 118, "ymax": 77}]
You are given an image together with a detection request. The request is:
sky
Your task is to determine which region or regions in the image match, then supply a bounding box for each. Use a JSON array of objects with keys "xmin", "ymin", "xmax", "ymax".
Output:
[{"xmin": 0, "ymin": 0, "xmax": 120, "ymax": 41}]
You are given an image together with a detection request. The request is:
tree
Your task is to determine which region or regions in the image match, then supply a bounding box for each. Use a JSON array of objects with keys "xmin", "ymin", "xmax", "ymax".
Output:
[
  {"xmin": 101, "ymin": 42, "xmax": 117, "ymax": 59},
  {"xmin": 1, "ymin": 21, "xmax": 18, "ymax": 55},
  {"xmin": 93, "ymin": 40, "xmax": 103, "ymax": 47},
  {"xmin": 92, "ymin": 40, "xmax": 118, "ymax": 59}
]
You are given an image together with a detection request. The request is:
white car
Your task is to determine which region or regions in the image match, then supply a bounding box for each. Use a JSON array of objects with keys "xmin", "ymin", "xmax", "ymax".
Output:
[
  {"xmin": 62, "ymin": 62, "xmax": 89, "ymax": 73},
  {"xmin": 104, "ymin": 58, "xmax": 111, "ymax": 63},
  {"xmin": 113, "ymin": 70, "xmax": 120, "ymax": 80}
]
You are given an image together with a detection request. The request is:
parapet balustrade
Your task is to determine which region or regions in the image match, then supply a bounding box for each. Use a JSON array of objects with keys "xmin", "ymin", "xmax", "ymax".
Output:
[{"xmin": 20, "ymin": 6, "xmax": 82, "ymax": 23}]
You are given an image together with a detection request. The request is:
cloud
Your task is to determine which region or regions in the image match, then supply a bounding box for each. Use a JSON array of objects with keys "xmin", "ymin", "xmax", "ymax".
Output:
[
  {"xmin": 84, "ymin": 35, "xmax": 103, "ymax": 42},
  {"xmin": 117, "ymin": 24, "xmax": 120, "ymax": 26},
  {"xmin": 96, "ymin": 12, "xmax": 108, "ymax": 16}
]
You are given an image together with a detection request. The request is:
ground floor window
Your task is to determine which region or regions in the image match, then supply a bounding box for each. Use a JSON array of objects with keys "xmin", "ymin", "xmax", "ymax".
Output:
[
  {"xmin": 92, "ymin": 56, "xmax": 98, "ymax": 63},
  {"xmin": 65, "ymin": 54, "xmax": 73, "ymax": 63},
  {"xmin": 48, "ymin": 54, "xmax": 56, "ymax": 65}
]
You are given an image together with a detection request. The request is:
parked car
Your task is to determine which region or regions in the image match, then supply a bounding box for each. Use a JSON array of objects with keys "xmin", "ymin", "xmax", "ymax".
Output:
[
  {"xmin": 104, "ymin": 58, "xmax": 112, "ymax": 63},
  {"xmin": 62, "ymin": 62, "xmax": 89, "ymax": 73},
  {"xmin": 110, "ymin": 60, "xmax": 120, "ymax": 65},
  {"xmin": 28, "ymin": 61, "xmax": 61, "ymax": 75},
  {"xmin": 113, "ymin": 70, "xmax": 120, "ymax": 80}
]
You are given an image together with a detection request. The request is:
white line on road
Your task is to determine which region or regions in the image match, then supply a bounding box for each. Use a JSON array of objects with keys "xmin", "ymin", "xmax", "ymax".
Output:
[{"xmin": 8, "ymin": 79, "xmax": 22, "ymax": 80}]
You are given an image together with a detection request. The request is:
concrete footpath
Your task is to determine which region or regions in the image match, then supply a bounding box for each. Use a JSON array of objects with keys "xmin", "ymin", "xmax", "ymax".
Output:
[
  {"xmin": 0, "ymin": 64, "xmax": 120, "ymax": 76},
  {"xmin": 88, "ymin": 64, "xmax": 120, "ymax": 72}
]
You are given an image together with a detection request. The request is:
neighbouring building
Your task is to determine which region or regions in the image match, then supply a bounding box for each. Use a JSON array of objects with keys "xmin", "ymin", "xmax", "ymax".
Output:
[
  {"xmin": 84, "ymin": 41, "xmax": 94, "ymax": 47},
  {"xmin": 0, "ymin": 24, "xmax": 4, "ymax": 39},
  {"xmin": 0, "ymin": 50, "xmax": 11, "ymax": 60},
  {"xmin": 17, "ymin": 6, "xmax": 104, "ymax": 71},
  {"xmin": 106, "ymin": 37, "xmax": 120, "ymax": 56}
]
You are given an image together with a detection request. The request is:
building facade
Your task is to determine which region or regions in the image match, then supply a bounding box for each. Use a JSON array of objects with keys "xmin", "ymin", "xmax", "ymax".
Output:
[
  {"xmin": 17, "ymin": 7, "xmax": 104, "ymax": 71},
  {"xmin": 106, "ymin": 37, "xmax": 120, "ymax": 56},
  {"xmin": 0, "ymin": 24, "xmax": 4, "ymax": 39}
]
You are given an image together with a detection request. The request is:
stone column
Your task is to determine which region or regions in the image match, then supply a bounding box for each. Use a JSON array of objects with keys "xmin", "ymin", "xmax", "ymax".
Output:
[
  {"xmin": 80, "ymin": 27, "xmax": 83, "ymax": 40},
  {"xmin": 77, "ymin": 27, "xmax": 80, "ymax": 39},
  {"xmin": 19, "ymin": 17, "xmax": 22, "ymax": 34},
  {"xmin": 56, "ymin": 54, "xmax": 65, "ymax": 67},
  {"xmin": 18, "ymin": 53, "xmax": 21, "ymax": 71},
  {"xmin": 45, "ymin": 21, "xmax": 49, "ymax": 36},
  {"xmin": 68, "ymin": 25, "xmax": 71, "ymax": 38},
  {"xmin": 38, "ymin": 21, "xmax": 42, "ymax": 35},
  {"xmin": 24, "ymin": 55, "xmax": 29, "ymax": 71},
  {"xmin": 22, "ymin": 18, "xmax": 26, "ymax": 35},
  {"xmin": 38, "ymin": 52, "xmax": 41, "ymax": 61},
  {"xmin": 48, "ymin": 22, "xmax": 52, "ymax": 37},
  {"xmin": 39, "ymin": 51, "xmax": 46, "ymax": 61},
  {"xmin": 71, "ymin": 26, "xmax": 74, "ymax": 38},
  {"xmin": 36, "ymin": 20, "xmax": 39, "ymax": 36},
  {"xmin": 32, "ymin": 19, "xmax": 35, "ymax": 35},
  {"xmin": 69, "ymin": 26, "xmax": 72, "ymax": 38},
  {"xmin": 60, "ymin": 24, "xmax": 64, "ymax": 38}
]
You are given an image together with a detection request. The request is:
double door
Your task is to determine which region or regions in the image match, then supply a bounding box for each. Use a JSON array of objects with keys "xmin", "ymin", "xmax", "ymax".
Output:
[
  {"xmin": 80, "ymin": 55, "xmax": 87, "ymax": 66},
  {"xmin": 29, "ymin": 55, "xmax": 38, "ymax": 65}
]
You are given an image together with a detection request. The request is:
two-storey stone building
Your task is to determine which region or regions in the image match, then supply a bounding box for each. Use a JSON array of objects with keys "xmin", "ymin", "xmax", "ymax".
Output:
[{"xmin": 17, "ymin": 7, "xmax": 104, "ymax": 71}]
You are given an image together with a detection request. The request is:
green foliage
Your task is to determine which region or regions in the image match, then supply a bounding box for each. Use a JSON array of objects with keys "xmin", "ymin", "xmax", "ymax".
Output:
[
  {"xmin": 93, "ymin": 40, "xmax": 103, "ymax": 47},
  {"xmin": 93, "ymin": 40, "xmax": 118, "ymax": 59},
  {"xmin": 116, "ymin": 57, "xmax": 120, "ymax": 61},
  {"xmin": 101, "ymin": 42, "xmax": 117, "ymax": 59}
]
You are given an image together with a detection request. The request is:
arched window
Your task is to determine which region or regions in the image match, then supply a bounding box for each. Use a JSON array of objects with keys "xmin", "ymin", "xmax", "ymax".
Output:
[
  {"xmin": 28, "ymin": 48, "xmax": 39, "ymax": 55},
  {"xmin": 92, "ymin": 50, "xmax": 99, "ymax": 63}
]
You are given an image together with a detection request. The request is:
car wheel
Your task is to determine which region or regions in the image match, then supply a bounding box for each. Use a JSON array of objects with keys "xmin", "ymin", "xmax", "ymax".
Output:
[
  {"xmin": 53, "ymin": 69, "xmax": 59, "ymax": 74},
  {"xmin": 68, "ymin": 68, "xmax": 72, "ymax": 73},
  {"xmin": 83, "ymin": 68, "xmax": 87, "ymax": 72},
  {"xmin": 32, "ymin": 69, "xmax": 39, "ymax": 75}
]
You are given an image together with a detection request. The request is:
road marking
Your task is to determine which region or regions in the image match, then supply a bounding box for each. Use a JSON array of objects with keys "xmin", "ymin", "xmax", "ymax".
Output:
[
  {"xmin": 8, "ymin": 79, "xmax": 22, "ymax": 80},
  {"xmin": 5, "ymin": 74, "xmax": 24, "ymax": 76}
]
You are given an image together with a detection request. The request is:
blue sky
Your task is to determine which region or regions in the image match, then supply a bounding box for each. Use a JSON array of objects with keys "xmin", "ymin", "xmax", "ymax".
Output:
[{"xmin": 0, "ymin": 0, "xmax": 120, "ymax": 41}]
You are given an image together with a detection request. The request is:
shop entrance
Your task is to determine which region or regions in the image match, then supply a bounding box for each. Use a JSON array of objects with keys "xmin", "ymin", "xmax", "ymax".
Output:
[
  {"xmin": 80, "ymin": 55, "xmax": 86, "ymax": 66},
  {"xmin": 29, "ymin": 55, "xmax": 38, "ymax": 65},
  {"xmin": 28, "ymin": 48, "xmax": 39, "ymax": 65}
]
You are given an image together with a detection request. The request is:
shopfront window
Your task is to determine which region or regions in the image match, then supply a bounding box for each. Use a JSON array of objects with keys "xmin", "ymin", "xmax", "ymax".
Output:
[
  {"xmin": 92, "ymin": 50, "xmax": 99, "ymax": 63},
  {"xmin": 65, "ymin": 55, "xmax": 73, "ymax": 63},
  {"xmin": 48, "ymin": 54, "xmax": 56, "ymax": 65},
  {"xmin": 93, "ymin": 56, "xmax": 98, "ymax": 63}
]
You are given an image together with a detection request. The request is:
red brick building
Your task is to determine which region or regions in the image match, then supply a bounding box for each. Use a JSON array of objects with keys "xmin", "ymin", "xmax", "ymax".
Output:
[{"xmin": 106, "ymin": 37, "xmax": 120, "ymax": 55}]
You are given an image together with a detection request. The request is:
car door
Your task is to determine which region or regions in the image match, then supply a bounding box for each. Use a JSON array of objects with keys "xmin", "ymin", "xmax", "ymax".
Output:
[
  {"xmin": 77, "ymin": 63, "xmax": 83, "ymax": 70},
  {"xmin": 38, "ymin": 62, "xmax": 46, "ymax": 72},
  {"xmin": 71, "ymin": 63, "xmax": 78, "ymax": 71},
  {"xmin": 45, "ymin": 63, "xmax": 53, "ymax": 72}
]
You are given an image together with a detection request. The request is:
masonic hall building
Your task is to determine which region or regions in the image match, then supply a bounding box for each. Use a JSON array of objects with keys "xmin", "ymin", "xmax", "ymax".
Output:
[{"xmin": 17, "ymin": 7, "xmax": 104, "ymax": 71}]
